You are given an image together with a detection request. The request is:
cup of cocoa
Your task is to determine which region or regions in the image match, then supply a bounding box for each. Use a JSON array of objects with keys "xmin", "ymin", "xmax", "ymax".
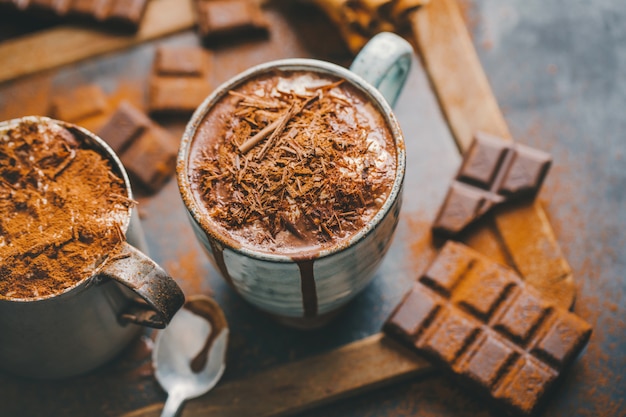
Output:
[
  {"xmin": 0, "ymin": 116, "xmax": 185, "ymax": 378},
  {"xmin": 178, "ymin": 33, "xmax": 412, "ymax": 328}
]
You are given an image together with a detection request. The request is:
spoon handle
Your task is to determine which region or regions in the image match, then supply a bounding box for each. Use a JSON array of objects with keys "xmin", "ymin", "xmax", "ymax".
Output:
[{"xmin": 160, "ymin": 390, "xmax": 186, "ymax": 417}]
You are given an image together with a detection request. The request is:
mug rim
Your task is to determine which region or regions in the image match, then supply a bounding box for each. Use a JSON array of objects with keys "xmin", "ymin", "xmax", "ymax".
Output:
[
  {"xmin": 177, "ymin": 58, "xmax": 406, "ymax": 263},
  {"xmin": 0, "ymin": 116, "xmax": 135, "ymax": 303}
]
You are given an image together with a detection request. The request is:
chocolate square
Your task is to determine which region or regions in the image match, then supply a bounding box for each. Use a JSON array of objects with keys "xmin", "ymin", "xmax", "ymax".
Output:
[
  {"xmin": 195, "ymin": 0, "xmax": 269, "ymax": 44},
  {"xmin": 154, "ymin": 46, "xmax": 209, "ymax": 76},
  {"xmin": 97, "ymin": 101, "xmax": 150, "ymax": 154},
  {"xmin": 454, "ymin": 262, "xmax": 517, "ymax": 321},
  {"xmin": 120, "ymin": 125, "xmax": 178, "ymax": 192},
  {"xmin": 432, "ymin": 182, "xmax": 491, "ymax": 235},
  {"xmin": 499, "ymin": 144, "xmax": 552, "ymax": 196},
  {"xmin": 532, "ymin": 313, "xmax": 592, "ymax": 368},
  {"xmin": 106, "ymin": 0, "xmax": 149, "ymax": 27},
  {"xmin": 494, "ymin": 290, "xmax": 550, "ymax": 344},
  {"xmin": 459, "ymin": 132, "xmax": 509, "ymax": 188},
  {"xmin": 385, "ymin": 284, "xmax": 441, "ymax": 341},
  {"xmin": 49, "ymin": 84, "xmax": 108, "ymax": 123},
  {"xmin": 495, "ymin": 356, "xmax": 557, "ymax": 415},
  {"xmin": 68, "ymin": 0, "xmax": 111, "ymax": 20},
  {"xmin": 420, "ymin": 237, "xmax": 474, "ymax": 295},
  {"xmin": 458, "ymin": 332, "xmax": 517, "ymax": 389},
  {"xmin": 149, "ymin": 78, "xmax": 213, "ymax": 115}
]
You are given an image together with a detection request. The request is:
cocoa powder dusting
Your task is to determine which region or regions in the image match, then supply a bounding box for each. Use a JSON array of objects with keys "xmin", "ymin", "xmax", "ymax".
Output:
[{"xmin": 0, "ymin": 119, "xmax": 134, "ymax": 299}]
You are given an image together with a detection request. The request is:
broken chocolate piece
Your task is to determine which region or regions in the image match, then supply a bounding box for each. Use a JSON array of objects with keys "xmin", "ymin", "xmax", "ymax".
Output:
[
  {"xmin": 49, "ymin": 84, "xmax": 108, "ymax": 123},
  {"xmin": 154, "ymin": 46, "xmax": 209, "ymax": 77},
  {"xmin": 148, "ymin": 46, "xmax": 213, "ymax": 115},
  {"xmin": 97, "ymin": 100, "xmax": 151, "ymax": 154},
  {"xmin": 0, "ymin": 0, "xmax": 149, "ymax": 32},
  {"xmin": 97, "ymin": 101, "xmax": 178, "ymax": 192},
  {"xmin": 106, "ymin": 0, "xmax": 150, "ymax": 29},
  {"xmin": 194, "ymin": 0, "xmax": 269, "ymax": 45},
  {"xmin": 384, "ymin": 241, "xmax": 591, "ymax": 416},
  {"xmin": 120, "ymin": 124, "xmax": 178, "ymax": 192},
  {"xmin": 433, "ymin": 132, "xmax": 552, "ymax": 235},
  {"xmin": 149, "ymin": 78, "xmax": 213, "ymax": 115}
]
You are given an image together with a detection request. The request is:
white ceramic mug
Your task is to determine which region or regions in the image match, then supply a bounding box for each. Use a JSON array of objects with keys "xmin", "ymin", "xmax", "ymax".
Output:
[
  {"xmin": 177, "ymin": 33, "xmax": 412, "ymax": 328},
  {"xmin": 0, "ymin": 116, "xmax": 185, "ymax": 378}
]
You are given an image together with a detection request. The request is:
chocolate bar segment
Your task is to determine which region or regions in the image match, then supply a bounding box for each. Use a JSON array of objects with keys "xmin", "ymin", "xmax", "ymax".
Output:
[
  {"xmin": 195, "ymin": 0, "xmax": 269, "ymax": 45},
  {"xmin": 97, "ymin": 100, "xmax": 150, "ymax": 154},
  {"xmin": 148, "ymin": 46, "xmax": 213, "ymax": 115},
  {"xmin": 49, "ymin": 84, "xmax": 108, "ymax": 123},
  {"xmin": 433, "ymin": 132, "xmax": 551, "ymax": 235},
  {"xmin": 2, "ymin": 0, "xmax": 149, "ymax": 32},
  {"xmin": 383, "ymin": 241, "xmax": 591, "ymax": 415},
  {"xmin": 154, "ymin": 46, "xmax": 208, "ymax": 76},
  {"xmin": 97, "ymin": 101, "xmax": 178, "ymax": 193},
  {"xmin": 120, "ymin": 125, "xmax": 178, "ymax": 192}
]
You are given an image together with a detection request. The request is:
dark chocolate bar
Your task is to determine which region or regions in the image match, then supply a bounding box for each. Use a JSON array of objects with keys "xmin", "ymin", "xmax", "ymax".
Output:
[
  {"xmin": 49, "ymin": 84, "xmax": 108, "ymax": 123},
  {"xmin": 194, "ymin": 0, "xmax": 269, "ymax": 45},
  {"xmin": 148, "ymin": 46, "xmax": 213, "ymax": 115},
  {"xmin": 384, "ymin": 241, "xmax": 591, "ymax": 415},
  {"xmin": 153, "ymin": 46, "xmax": 210, "ymax": 77},
  {"xmin": 97, "ymin": 101, "xmax": 177, "ymax": 192},
  {"xmin": 433, "ymin": 132, "xmax": 551, "ymax": 235},
  {"xmin": 1, "ymin": 0, "xmax": 149, "ymax": 32},
  {"xmin": 97, "ymin": 100, "xmax": 150, "ymax": 154}
]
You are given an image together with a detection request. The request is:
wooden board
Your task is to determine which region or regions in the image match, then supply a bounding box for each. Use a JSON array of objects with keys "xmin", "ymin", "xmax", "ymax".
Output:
[
  {"xmin": 0, "ymin": 0, "xmax": 195, "ymax": 84},
  {"xmin": 121, "ymin": 334, "xmax": 433, "ymax": 417}
]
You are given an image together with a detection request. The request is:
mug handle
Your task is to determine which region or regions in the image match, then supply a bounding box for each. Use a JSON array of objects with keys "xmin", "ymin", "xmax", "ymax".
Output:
[
  {"xmin": 349, "ymin": 32, "xmax": 413, "ymax": 108},
  {"xmin": 100, "ymin": 242, "xmax": 185, "ymax": 329}
]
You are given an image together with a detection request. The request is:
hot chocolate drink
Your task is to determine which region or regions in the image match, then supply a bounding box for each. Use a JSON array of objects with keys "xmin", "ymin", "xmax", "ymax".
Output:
[
  {"xmin": 188, "ymin": 70, "xmax": 397, "ymax": 255},
  {"xmin": 0, "ymin": 119, "xmax": 134, "ymax": 299}
]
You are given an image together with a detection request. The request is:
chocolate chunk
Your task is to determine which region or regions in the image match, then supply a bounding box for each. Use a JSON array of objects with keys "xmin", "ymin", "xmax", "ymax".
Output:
[
  {"xmin": 120, "ymin": 125, "xmax": 178, "ymax": 192},
  {"xmin": 49, "ymin": 84, "xmax": 108, "ymax": 123},
  {"xmin": 98, "ymin": 101, "xmax": 178, "ymax": 192},
  {"xmin": 106, "ymin": 0, "xmax": 150, "ymax": 29},
  {"xmin": 383, "ymin": 241, "xmax": 591, "ymax": 415},
  {"xmin": 433, "ymin": 132, "xmax": 551, "ymax": 235},
  {"xmin": 149, "ymin": 78, "xmax": 213, "ymax": 115},
  {"xmin": 2, "ymin": 0, "xmax": 149, "ymax": 32},
  {"xmin": 154, "ymin": 46, "xmax": 209, "ymax": 76},
  {"xmin": 97, "ymin": 101, "xmax": 150, "ymax": 154},
  {"xmin": 195, "ymin": 0, "xmax": 269, "ymax": 45},
  {"xmin": 148, "ymin": 46, "xmax": 213, "ymax": 115}
]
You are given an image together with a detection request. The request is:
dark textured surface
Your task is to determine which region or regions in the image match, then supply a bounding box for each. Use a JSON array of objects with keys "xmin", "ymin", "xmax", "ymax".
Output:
[{"xmin": 0, "ymin": 1, "xmax": 624, "ymax": 416}]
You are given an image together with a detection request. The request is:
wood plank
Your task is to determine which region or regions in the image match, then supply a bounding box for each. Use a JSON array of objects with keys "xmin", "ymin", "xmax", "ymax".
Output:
[
  {"xmin": 121, "ymin": 334, "xmax": 433, "ymax": 417},
  {"xmin": 0, "ymin": 0, "xmax": 195, "ymax": 84},
  {"xmin": 410, "ymin": 0, "xmax": 576, "ymax": 308}
]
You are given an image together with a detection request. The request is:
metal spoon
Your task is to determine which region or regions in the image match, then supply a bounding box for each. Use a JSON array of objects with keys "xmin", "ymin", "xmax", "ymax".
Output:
[{"xmin": 152, "ymin": 295, "xmax": 229, "ymax": 417}]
